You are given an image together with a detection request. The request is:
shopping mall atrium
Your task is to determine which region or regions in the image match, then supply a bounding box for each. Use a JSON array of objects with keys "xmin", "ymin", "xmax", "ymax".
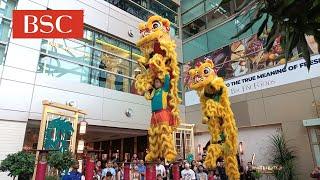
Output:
[{"xmin": 0, "ymin": 0, "xmax": 320, "ymax": 179}]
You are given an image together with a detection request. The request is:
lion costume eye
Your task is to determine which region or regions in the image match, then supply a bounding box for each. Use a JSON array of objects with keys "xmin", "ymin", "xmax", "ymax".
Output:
[
  {"xmin": 203, "ymin": 67, "xmax": 211, "ymax": 74},
  {"xmin": 152, "ymin": 21, "xmax": 161, "ymax": 29}
]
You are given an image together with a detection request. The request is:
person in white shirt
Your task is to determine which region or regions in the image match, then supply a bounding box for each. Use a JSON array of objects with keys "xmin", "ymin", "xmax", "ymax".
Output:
[
  {"xmin": 156, "ymin": 159, "xmax": 166, "ymax": 179},
  {"xmin": 181, "ymin": 163, "xmax": 196, "ymax": 180}
]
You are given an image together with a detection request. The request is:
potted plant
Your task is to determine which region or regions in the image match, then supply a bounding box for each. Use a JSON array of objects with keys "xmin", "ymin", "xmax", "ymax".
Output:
[
  {"xmin": 0, "ymin": 151, "xmax": 35, "ymax": 180},
  {"xmin": 270, "ymin": 133, "xmax": 296, "ymax": 180},
  {"xmin": 47, "ymin": 151, "xmax": 76, "ymax": 178}
]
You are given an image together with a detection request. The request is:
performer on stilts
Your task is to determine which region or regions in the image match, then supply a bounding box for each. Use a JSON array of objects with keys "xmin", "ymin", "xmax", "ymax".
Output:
[
  {"xmin": 188, "ymin": 59, "xmax": 240, "ymax": 179},
  {"xmin": 135, "ymin": 15, "xmax": 181, "ymax": 162}
]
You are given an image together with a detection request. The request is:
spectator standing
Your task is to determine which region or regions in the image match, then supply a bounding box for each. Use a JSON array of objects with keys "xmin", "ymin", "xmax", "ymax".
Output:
[
  {"xmin": 245, "ymin": 162, "xmax": 256, "ymax": 180},
  {"xmin": 104, "ymin": 172, "xmax": 114, "ymax": 180},
  {"xmin": 94, "ymin": 161, "xmax": 102, "ymax": 180},
  {"xmin": 157, "ymin": 174, "xmax": 163, "ymax": 180},
  {"xmin": 130, "ymin": 165, "xmax": 141, "ymax": 180},
  {"xmin": 138, "ymin": 160, "xmax": 146, "ymax": 180},
  {"xmin": 181, "ymin": 163, "xmax": 196, "ymax": 180},
  {"xmin": 131, "ymin": 153, "xmax": 138, "ymax": 161},
  {"xmin": 178, "ymin": 159, "xmax": 184, "ymax": 178},
  {"xmin": 113, "ymin": 162, "xmax": 119, "ymax": 174},
  {"xmin": 62, "ymin": 161, "xmax": 82, "ymax": 180},
  {"xmin": 101, "ymin": 156, "xmax": 108, "ymax": 169},
  {"xmin": 216, "ymin": 160, "xmax": 227, "ymax": 180},
  {"xmin": 311, "ymin": 166, "xmax": 320, "ymax": 179},
  {"xmin": 191, "ymin": 160, "xmax": 197, "ymax": 172},
  {"xmin": 156, "ymin": 159, "xmax": 167, "ymax": 179},
  {"xmin": 196, "ymin": 165, "xmax": 208, "ymax": 180},
  {"xmin": 117, "ymin": 163, "xmax": 124, "ymax": 180},
  {"xmin": 102, "ymin": 161, "xmax": 116, "ymax": 179}
]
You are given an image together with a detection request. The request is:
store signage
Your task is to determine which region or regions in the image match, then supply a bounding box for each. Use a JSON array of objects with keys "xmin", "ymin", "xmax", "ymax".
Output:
[
  {"xmin": 185, "ymin": 54, "xmax": 320, "ymax": 106},
  {"xmin": 12, "ymin": 10, "xmax": 83, "ymax": 38}
]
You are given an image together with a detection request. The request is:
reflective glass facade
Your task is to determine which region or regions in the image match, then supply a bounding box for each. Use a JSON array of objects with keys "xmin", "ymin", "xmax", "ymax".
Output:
[
  {"xmin": 0, "ymin": 0, "xmax": 17, "ymax": 65},
  {"xmin": 106, "ymin": 0, "xmax": 179, "ymax": 37},
  {"xmin": 182, "ymin": 10, "xmax": 267, "ymax": 61},
  {"xmin": 181, "ymin": 0, "xmax": 245, "ymax": 39},
  {"xmin": 37, "ymin": 28, "xmax": 143, "ymax": 94},
  {"xmin": 37, "ymin": 27, "xmax": 183, "ymax": 96}
]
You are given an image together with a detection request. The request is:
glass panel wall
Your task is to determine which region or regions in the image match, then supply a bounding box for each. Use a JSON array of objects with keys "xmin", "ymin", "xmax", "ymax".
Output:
[
  {"xmin": 0, "ymin": 43, "xmax": 5, "ymax": 65},
  {"xmin": 182, "ymin": 0, "xmax": 251, "ymax": 40},
  {"xmin": 0, "ymin": 18, "xmax": 11, "ymax": 42},
  {"xmin": 106, "ymin": 0, "xmax": 179, "ymax": 37},
  {"xmin": 37, "ymin": 27, "xmax": 183, "ymax": 98},
  {"xmin": 183, "ymin": 10, "xmax": 258, "ymax": 61},
  {"xmin": 0, "ymin": 0, "xmax": 17, "ymax": 65},
  {"xmin": 0, "ymin": 0, "xmax": 16, "ymax": 18},
  {"xmin": 182, "ymin": 2, "xmax": 205, "ymax": 26},
  {"xmin": 37, "ymin": 27, "xmax": 143, "ymax": 94}
]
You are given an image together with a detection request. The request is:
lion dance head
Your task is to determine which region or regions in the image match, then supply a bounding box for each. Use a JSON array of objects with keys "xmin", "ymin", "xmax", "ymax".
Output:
[{"xmin": 188, "ymin": 59, "xmax": 218, "ymax": 91}]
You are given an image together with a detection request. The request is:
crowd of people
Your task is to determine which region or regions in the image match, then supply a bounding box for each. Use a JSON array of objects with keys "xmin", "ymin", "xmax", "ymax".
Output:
[{"xmin": 88, "ymin": 154, "xmax": 258, "ymax": 180}]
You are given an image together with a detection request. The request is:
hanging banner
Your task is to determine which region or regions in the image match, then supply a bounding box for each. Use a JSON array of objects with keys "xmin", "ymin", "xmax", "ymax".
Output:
[{"xmin": 185, "ymin": 54, "xmax": 320, "ymax": 106}]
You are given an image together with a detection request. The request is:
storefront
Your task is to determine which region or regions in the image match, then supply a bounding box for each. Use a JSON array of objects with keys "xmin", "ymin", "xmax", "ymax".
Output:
[{"xmin": 23, "ymin": 120, "xmax": 148, "ymax": 161}]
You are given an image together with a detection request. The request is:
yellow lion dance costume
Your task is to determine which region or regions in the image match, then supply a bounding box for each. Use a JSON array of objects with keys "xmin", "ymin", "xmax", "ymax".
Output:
[
  {"xmin": 189, "ymin": 59, "xmax": 240, "ymax": 179},
  {"xmin": 135, "ymin": 15, "xmax": 181, "ymax": 162}
]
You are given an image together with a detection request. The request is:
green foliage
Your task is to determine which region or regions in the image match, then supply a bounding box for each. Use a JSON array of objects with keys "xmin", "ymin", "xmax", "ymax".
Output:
[
  {"xmin": 220, "ymin": 0, "xmax": 320, "ymax": 70},
  {"xmin": 270, "ymin": 133, "xmax": 296, "ymax": 180},
  {"xmin": 45, "ymin": 176, "xmax": 59, "ymax": 180},
  {"xmin": 0, "ymin": 151, "xmax": 35, "ymax": 178},
  {"xmin": 47, "ymin": 151, "xmax": 75, "ymax": 175},
  {"xmin": 252, "ymin": 171, "xmax": 262, "ymax": 179}
]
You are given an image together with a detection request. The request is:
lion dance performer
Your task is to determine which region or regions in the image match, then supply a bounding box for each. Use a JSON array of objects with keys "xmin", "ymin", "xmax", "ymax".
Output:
[
  {"xmin": 188, "ymin": 59, "xmax": 240, "ymax": 179},
  {"xmin": 135, "ymin": 15, "xmax": 181, "ymax": 162}
]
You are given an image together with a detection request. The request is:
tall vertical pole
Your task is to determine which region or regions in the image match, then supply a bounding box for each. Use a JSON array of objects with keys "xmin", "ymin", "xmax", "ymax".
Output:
[
  {"xmin": 146, "ymin": 163, "xmax": 156, "ymax": 180},
  {"xmin": 172, "ymin": 162, "xmax": 180, "ymax": 180},
  {"xmin": 85, "ymin": 156, "xmax": 95, "ymax": 180},
  {"xmin": 124, "ymin": 162, "xmax": 130, "ymax": 180}
]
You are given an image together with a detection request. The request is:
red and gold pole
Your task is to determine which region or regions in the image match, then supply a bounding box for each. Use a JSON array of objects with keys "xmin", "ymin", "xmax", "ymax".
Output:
[
  {"xmin": 124, "ymin": 163, "xmax": 130, "ymax": 180},
  {"xmin": 172, "ymin": 162, "xmax": 180, "ymax": 180},
  {"xmin": 35, "ymin": 150, "xmax": 48, "ymax": 180},
  {"xmin": 146, "ymin": 163, "xmax": 156, "ymax": 180},
  {"xmin": 35, "ymin": 161, "xmax": 47, "ymax": 180},
  {"xmin": 85, "ymin": 156, "xmax": 95, "ymax": 180}
]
